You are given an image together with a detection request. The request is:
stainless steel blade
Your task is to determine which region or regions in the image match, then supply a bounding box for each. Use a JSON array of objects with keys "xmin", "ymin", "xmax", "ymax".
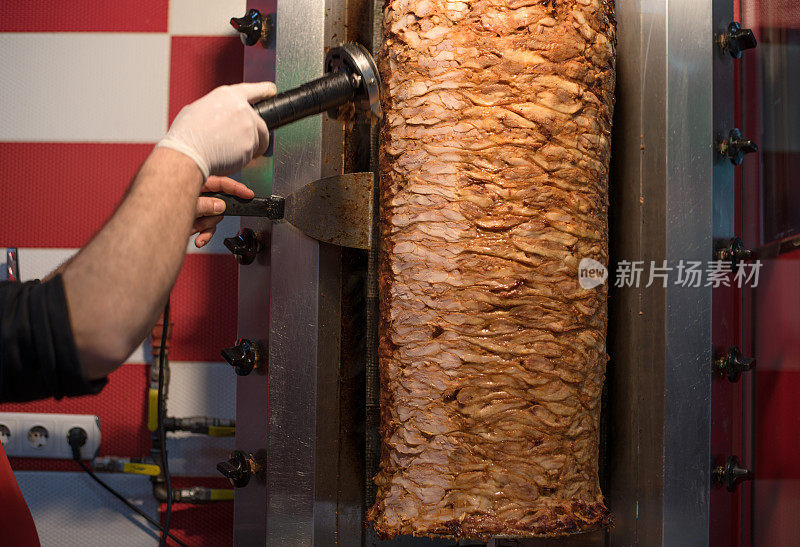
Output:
[{"xmin": 283, "ymin": 172, "xmax": 374, "ymax": 249}]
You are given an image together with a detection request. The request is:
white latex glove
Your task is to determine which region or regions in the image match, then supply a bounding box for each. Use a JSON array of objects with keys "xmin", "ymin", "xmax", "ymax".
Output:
[{"xmin": 156, "ymin": 81, "xmax": 277, "ymax": 179}]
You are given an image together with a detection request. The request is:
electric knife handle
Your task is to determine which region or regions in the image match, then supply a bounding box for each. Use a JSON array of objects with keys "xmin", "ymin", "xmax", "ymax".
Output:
[
  {"xmin": 252, "ymin": 71, "xmax": 357, "ymax": 130},
  {"xmin": 201, "ymin": 192, "xmax": 284, "ymax": 219}
]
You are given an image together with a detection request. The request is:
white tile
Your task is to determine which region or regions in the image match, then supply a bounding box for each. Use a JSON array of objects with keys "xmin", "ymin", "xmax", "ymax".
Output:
[
  {"xmin": 124, "ymin": 344, "xmax": 149, "ymax": 365},
  {"xmin": 161, "ymin": 361, "xmax": 236, "ymax": 476},
  {"xmin": 166, "ymin": 433, "xmax": 234, "ymax": 477},
  {"xmin": 111, "ymin": 360, "xmax": 238, "ymax": 477},
  {"xmin": 169, "ymin": 0, "xmax": 248, "ymax": 36},
  {"xmin": 13, "ymin": 249, "xmax": 239, "ymax": 365},
  {"xmin": 166, "ymin": 362, "xmax": 236, "ymax": 419},
  {"xmin": 15, "ymin": 233, "xmax": 232, "ymax": 284},
  {"xmin": 17, "ymin": 248, "xmax": 76, "ymax": 282},
  {"xmin": 16, "ymin": 471, "xmax": 160, "ymax": 547},
  {"xmin": 0, "ymin": 34, "xmax": 169, "ymax": 142},
  {"xmin": 15, "ymin": 249, "xmax": 151, "ymax": 363},
  {"xmin": 187, "ymin": 215, "xmax": 241, "ymax": 254}
]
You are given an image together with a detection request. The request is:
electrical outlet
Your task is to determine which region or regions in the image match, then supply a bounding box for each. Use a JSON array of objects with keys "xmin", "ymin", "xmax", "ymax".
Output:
[
  {"xmin": 0, "ymin": 413, "xmax": 101, "ymax": 459},
  {"xmin": 0, "ymin": 416, "xmax": 18, "ymax": 454}
]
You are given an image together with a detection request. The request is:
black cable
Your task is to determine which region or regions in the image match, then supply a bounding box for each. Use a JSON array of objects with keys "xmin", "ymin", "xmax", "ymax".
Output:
[
  {"xmin": 69, "ymin": 436, "xmax": 189, "ymax": 547},
  {"xmin": 75, "ymin": 459, "xmax": 190, "ymax": 547},
  {"xmin": 156, "ymin": 298, "xmax": 173, "ymax": 547}
]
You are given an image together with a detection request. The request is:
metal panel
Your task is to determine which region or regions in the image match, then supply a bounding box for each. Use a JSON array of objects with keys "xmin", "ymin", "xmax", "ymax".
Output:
[
  {"xmin": 265, "ymin": 0, "xmax": 345, "ymax": 544},
  {"xmin": 606, "ymin": 1, "xmax": 666, "ymax": 543},
  {"xmin": 662, "ymin": 0, "xmax": 714, "ymax": 540},
  {"xmin": 236, "ymin": 1, "xmax": 368, "ymax": 545},
  {"xmin": 608, "ymin": 0, "xmax": 714, "ymax": 545}
]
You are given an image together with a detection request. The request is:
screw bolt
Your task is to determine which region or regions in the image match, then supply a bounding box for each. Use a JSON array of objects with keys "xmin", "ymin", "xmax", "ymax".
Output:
[
  {"xmin": 719, "ymin": 128, "xmax": 758, "ymax": 165},
  {"xmin": 713, "ymin": 455, "xmax": 753, "ymax": 492},
  {"xmin": 230, "ymin": 9, "xmax": 272, "ymax": 47},
  {"xmin": 714, "ymin": 346, "xmax": 756, "ymax": 382},
  {"xmin": 715, "ymin": 237, "xmax": 753, "ymax": 268},
  {"xmin": 224, "ymin": 228, "xmax": 261, "ymax": 265},
  {"xmin": 217, "ymin": 450, "xmax": 253, "ymax": 487},
  {"xmin": 221, "ymin": 338, "xmax": 263, "ymax": 376},
  {"xmin": 720, "ymin": 22, "xmax": 758, "ymax": 58}
]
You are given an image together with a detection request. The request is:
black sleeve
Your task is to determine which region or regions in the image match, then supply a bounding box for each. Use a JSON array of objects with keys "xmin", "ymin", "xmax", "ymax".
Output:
[{"xmin": 0, "ymin": 275, "xmax": 107, "ymax": 402}]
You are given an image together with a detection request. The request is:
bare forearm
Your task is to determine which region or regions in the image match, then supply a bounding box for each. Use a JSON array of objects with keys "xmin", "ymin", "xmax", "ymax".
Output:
[
  {"xmin": 59, "ymin": 80, "xmax": 274, "ymax": 381},
  {"xmin": 63, "ymin": 148, "xmax": 203, "ymax": 379}
]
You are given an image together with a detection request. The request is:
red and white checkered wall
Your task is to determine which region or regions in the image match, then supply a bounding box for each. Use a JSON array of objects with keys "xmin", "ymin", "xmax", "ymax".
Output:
[{"xmin": 0, "ymin": 2, "xmax": 249, "ymax": 545}]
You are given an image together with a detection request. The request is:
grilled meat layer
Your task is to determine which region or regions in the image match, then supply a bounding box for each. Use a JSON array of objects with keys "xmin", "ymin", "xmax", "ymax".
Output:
[{"xmin": 369, "ymin": 0, "xmax": 616, "ymax": 539}]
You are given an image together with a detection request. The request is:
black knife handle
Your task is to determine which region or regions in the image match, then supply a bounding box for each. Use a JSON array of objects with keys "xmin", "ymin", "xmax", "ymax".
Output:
[
  {"xmin": 202, "ymin": 192, "xmax": 284, "ymax": 219},
  {"xmin": 252, "ymin": 71, "xmax": 357, "ymax": 130}
]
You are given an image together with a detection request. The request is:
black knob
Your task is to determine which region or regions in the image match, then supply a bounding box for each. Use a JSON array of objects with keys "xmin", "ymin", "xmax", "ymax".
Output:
[
  {"xmin": 714, "ymin": 346, "xmax": 756, "ymax": 382},
  {"xmin": 715, "ymin": 237, "xmax": 754, "ymax": 267},
  {"xmin": 721, "ymin": 22, "xmax": 757, "ymax": 58},
  {"xmin": 216, "ymin": 450, "xmax": 251, "ymax": 487},
  {"xmin": 224, "ymin": 228, "xmax": 261, "ymax": 265},
  {"xmin": 719, "ymin": 128, "xmax": 758, "ymax": 165},
  {"xmin": 221, "ymin": 338, "xmax": 262, "ymax": 376},
  {"xmin": 230, "ymin": 9, "xmax": 264, "ymax": 46},
  {"xmin": 713, "ymin": 455, "xmax": 753, "ymax": 492}
]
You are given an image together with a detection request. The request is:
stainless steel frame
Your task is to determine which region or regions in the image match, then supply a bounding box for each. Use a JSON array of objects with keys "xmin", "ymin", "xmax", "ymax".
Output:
[
  {"xmin": 265, "ymin": 0, "xmax": 350, "ymax": 543},
  {"xmin": 607, "ymin": 0, "xmax": 716, "ymax": 544},
  {"xmin": 235, "ymin": 0, "xmax": 364, "ymax": 544}
]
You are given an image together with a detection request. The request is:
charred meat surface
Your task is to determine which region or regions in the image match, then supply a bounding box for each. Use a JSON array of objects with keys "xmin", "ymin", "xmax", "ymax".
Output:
[{"xmin": 369, "ymin": 0, "xmax": 615, "ymax": 540}]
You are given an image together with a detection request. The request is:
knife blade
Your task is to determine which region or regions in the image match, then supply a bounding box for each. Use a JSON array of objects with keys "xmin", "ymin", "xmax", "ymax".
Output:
[{"xmin": 201, "ymin": 172, "xmax": 374, "ymax": 250}]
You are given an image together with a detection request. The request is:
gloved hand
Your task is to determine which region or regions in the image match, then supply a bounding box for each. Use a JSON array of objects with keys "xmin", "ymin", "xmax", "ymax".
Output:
[{"xmin": 157, "ymin": 82, "xmax": 277, "ymax": 179}]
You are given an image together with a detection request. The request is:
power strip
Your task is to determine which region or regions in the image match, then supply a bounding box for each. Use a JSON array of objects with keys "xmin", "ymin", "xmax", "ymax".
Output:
[{"xmin": 0, "ymin": 412, "xmax": 101, "ymax": 460}]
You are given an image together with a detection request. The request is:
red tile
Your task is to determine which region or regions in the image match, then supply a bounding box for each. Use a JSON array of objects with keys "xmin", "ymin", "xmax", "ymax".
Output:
[
  {"xmin": 169, "ymin": 254, "xmax": 238, "ymax": 363},
  {"xmin": 748, "ymin": 3, "xmax": 800, "ymax": 31},
  {"xmin": 0, "ymin": 1, "xmax": 168, "ymax": 32},
  {"xmin": 755, "ymin": 370, "xmax": 800, "ymax": 479},
  {"xmin": 0, "ymin": 364, "xmax": 151, "ymax": 468},
  {"xmin": 0, "ymin": 143, "xmax": 152, "ymax": 249},
  {"xmin": 247, "ymin": 0, "xmax": 278, "ymax": 14},
  {"xmin": 169, "ymin": 37, "xmax": 244, "ymax": 124},
  {"xmin": 0, "ymin": 147, "xmax": 237, "ymax": 360},
  {"xmin": 754, "ymin": 253, "xmax": 800, "ymax": 372},
  {"xmin": 753, "ymin": 480, "xmax": 800, "ymax": 545}
]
